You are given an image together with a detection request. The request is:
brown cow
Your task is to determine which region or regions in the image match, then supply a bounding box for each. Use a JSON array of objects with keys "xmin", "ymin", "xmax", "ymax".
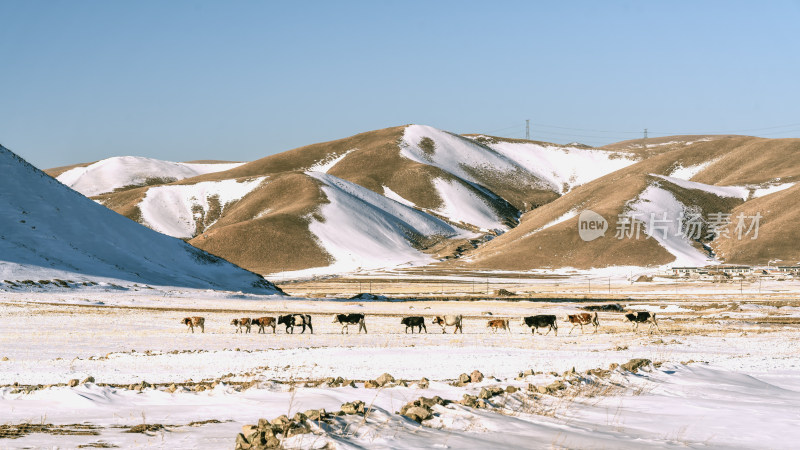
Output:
[
  {"xmin": 182, "ymin": 316, "xmax": 205, "ymax": 333},
  {"xmin": 487, "ymin": 319, "xmax": 510, "ymax": 333},
  {"xmin": 252, "ymin": 317, "xmax": 277, "ymax": 334},
  {"xmin": 566, "ymin": 312, "xmax": 599, "ymax": 334},
  {"xmin": 231, "ymin": 318, "xmax": 252, "ymax": 333}
]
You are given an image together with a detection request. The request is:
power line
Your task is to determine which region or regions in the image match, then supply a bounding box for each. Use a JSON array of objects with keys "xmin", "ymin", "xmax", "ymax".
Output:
[{"xmin": 498, "ymin": 121, "xmax": 800, "ymax": 136}]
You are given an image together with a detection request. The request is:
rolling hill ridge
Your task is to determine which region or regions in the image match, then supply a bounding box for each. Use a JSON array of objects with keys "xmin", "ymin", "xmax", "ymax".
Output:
[{"xmin": 45, "ymin": 126, "xmax": 800, "ymax": 275}]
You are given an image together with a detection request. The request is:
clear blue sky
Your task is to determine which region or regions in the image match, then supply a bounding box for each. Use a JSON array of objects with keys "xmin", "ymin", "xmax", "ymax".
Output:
[{"xmin": 2, "ymin": 1, "xmax": 799, "ymax": 168}]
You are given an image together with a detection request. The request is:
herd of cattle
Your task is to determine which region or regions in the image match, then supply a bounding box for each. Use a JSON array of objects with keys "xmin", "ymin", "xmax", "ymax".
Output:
[{"xmin": 181, "ymin": 311, "xmax": 660, "ymax": 334}]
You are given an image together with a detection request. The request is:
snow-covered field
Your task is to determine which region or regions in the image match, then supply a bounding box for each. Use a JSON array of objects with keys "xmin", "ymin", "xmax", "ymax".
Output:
[{"xmin": 2, "ymin": 289, "xmax": 799, "ymax": 449}]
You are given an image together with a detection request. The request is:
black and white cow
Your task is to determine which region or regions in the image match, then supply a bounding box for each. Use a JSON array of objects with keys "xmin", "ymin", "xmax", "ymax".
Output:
[
  {"xmin": 522, "ymin": 315, "xmax": 558, "ymax": 336},
  {"xmin": 624, "ymin": 312, "xmax": 659, "ymax": 332},
  {"xmin": 277, "ymin": 314, "xmax": 313, "ymax": 334},
  {"xmin": 401, "ymin": 316, "xmax": 427, "ymax": 334},
  {"xmin": 432, "ymin": 315, "xmax": 463, "ymax": 333},
  {"xmin": 333, "ymin": 313, "xmax": 367, "ymax": 334}
]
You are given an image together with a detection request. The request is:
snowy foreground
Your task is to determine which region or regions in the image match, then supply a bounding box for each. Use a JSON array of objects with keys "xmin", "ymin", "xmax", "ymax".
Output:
[{"xmin": 1, "ymin": 290, "xmax": 799, "ymax": 449}]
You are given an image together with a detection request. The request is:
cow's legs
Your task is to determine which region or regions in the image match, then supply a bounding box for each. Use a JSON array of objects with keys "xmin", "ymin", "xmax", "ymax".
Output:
[
  {"xmin": 569, "ymin": 324, "xmax": 577, "ymax": 335},
  {"xmin": 422, "ymin": 324, "xmax": 427, "ymax": 333},
  {"xmin": 359, "ymin": 320, "xmax": 367, "ymax": 334}
]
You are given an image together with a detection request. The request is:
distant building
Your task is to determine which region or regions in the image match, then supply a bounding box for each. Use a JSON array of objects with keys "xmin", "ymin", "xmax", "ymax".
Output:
[
  {"xmin": 777, "ymin": 266, "xmax": 800, "ymax": 273},
  {"xmin": 706, "ymin": 265, "xmax": 752, "ymax": 275},
  {"xmin": 671, "ymin": 267, "xmax": 706, "ymax": 276}
]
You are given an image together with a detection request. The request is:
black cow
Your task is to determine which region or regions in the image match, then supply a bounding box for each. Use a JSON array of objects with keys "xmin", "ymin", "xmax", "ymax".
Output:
[
  {"xmin": 401, "ymin": 316, "xmax": 427, "ymax": 334},
  {"xmin": 625, "ymin": 312, "xmax": 659, "ymax": 332},
  {"xmin": 277, "ymin": 314, "xmax": 313, "ymax": 334},
  {"xmin": 333, "ymin": 313, "xmax": 367, "ymax": 334},
  {"xmin": 522, "ymin": 315, "xmax": 558, "ymax": 336}
]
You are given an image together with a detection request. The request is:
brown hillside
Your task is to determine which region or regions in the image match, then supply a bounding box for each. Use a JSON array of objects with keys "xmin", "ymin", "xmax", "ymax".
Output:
[
  {"xmin": 189, "ymin": 172, "xmax": 333, "ymax": 273},
  {"xmin": 460, "ymin": 137, "xmax": 770, "ymax": 270},
  {"xmin": 713, "ymin": 183, "xmax": 800, "ymax": 265}
]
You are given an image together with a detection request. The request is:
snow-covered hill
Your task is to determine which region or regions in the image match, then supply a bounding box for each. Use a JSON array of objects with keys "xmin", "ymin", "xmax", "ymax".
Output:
[
  {"xmin": 49, "ymin": 126, "xmax": 800, "ymax": 275},
  {"xmin": 0, "ymin": 145, "xmax": 281, "ymax": 293},
  {"xmin": 56, "ymin": 156, "xmax": 243, "ymax": 196},
  {"xmin": 305, "ymin": 171, "xmax": 469, "ymax": 273}
]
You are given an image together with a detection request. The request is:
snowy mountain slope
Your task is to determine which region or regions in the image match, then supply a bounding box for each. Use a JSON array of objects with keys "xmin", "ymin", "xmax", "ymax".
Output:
[
  {"xmin": 476, "ymin": 137, "xmax": 638, "ymax": 193},
  {"xmin": 80, "ymin": 126, "xmax": 528, "ymax": 275},
  {"xmin": 304, "ymin": 172, "xmax": 469, "ymax": 273},
  {"xmin": 461, "ymin": 136, "xmax": 799, "ymax": 271},
  {"xmin": 139, "ymin": 177, "xmax": 266, "ymax": 239},
  {"xmin": 0, "ymin": 145, "xmax": 280, "ymax": 293},
  {"xmin": 53, "ymin": 156, "xmax": 243, "ymax": 196},
  {"xmin": 51, "ymin": 126, "xmax": 800, "ymax": 274},
  {"xmin": 622, "ymin": 185, "xmax": 716, "ymax": 267}
]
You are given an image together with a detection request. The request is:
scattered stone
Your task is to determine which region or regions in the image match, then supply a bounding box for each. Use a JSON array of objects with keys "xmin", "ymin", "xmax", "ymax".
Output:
[
  {"xmin": 609, "ymin": 363, "xmax": 619, "ymax": 370},
  {"xmin": 621, "ymin": 358, "xmax": 652, "ymax": 373},
  {"xmin": 505, "ymin": 386, "xmax": 519, "ymax": 394},
  {"xmin": 478, "ymin": 386, "xmax": 504, "ymax": 399},
  {"xmin": 586, "ymin": 368, "xmax": 610, "ymax": 378},
  {"xmin": 460, "ymin": 394, "xmax": 479, "ymax": 407},
  {"xmin": 417, "ymin": 377, "xmax": 429, "ymax": 389},
  {"xmin": 364, "ymin": 380, "xmax": 380, "ymax": 389},
  {"xmin": 340, "ymin": 400, "xmax": 365, "ymax": 415},
  {"xmin": 166, "ymin": 383, "xmax": 177, "ymax": 393},
  {"xmin": 194, "ymin": 385, "xmax": 206, "ymax": 392},
  {"xmin": 241, "ymin": 425, "xmax": 258, "ymax": 436},
  {"xmin": 403, "ymin": 406, "xmax": 432, "ymax": 423},
  {"xmin": 457, "ymin": 373, "xmax": 470, "ymax": 385},
  {"xmin": 68, "ymin": 379, "xmax": 80, "ymax": 387},
  {"xmin": 270, "ymin": 415, "xmax": 290, "ymax": 427},
  {"xmin": 1, "ymin": 356, "xmax": 8, "ymax": 361},
  {"xmin": 470, "ymin": 370, "xmax": 484, "ymax": 383},
  {"xmin": 521, "ymin": 369, "xmax": 535, "ymax": 377},
  {"xmin": 397, "ymin": 380, "xmax": 408, "ymax": 387},
  {"xmin": 292, "ymin": 412, "xmax": 307, "ymax": 423},
  {"xmin": 81, "ymin": 376, "xmax": 95, "ymax": 384},
  {"xmin": 304, "ymin": 409, "xmax": 326, "ymax": 421},
  {"xmin": 285, "ymin": 422, "xmax": 310, "ymax": 437},
  {"xmin": 126, "ymin": 424, "xmax": 164, "ymax": 434},
  {"xmin": 376, "ymin": 373, "xmax": 395, "ymax": 386}
]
